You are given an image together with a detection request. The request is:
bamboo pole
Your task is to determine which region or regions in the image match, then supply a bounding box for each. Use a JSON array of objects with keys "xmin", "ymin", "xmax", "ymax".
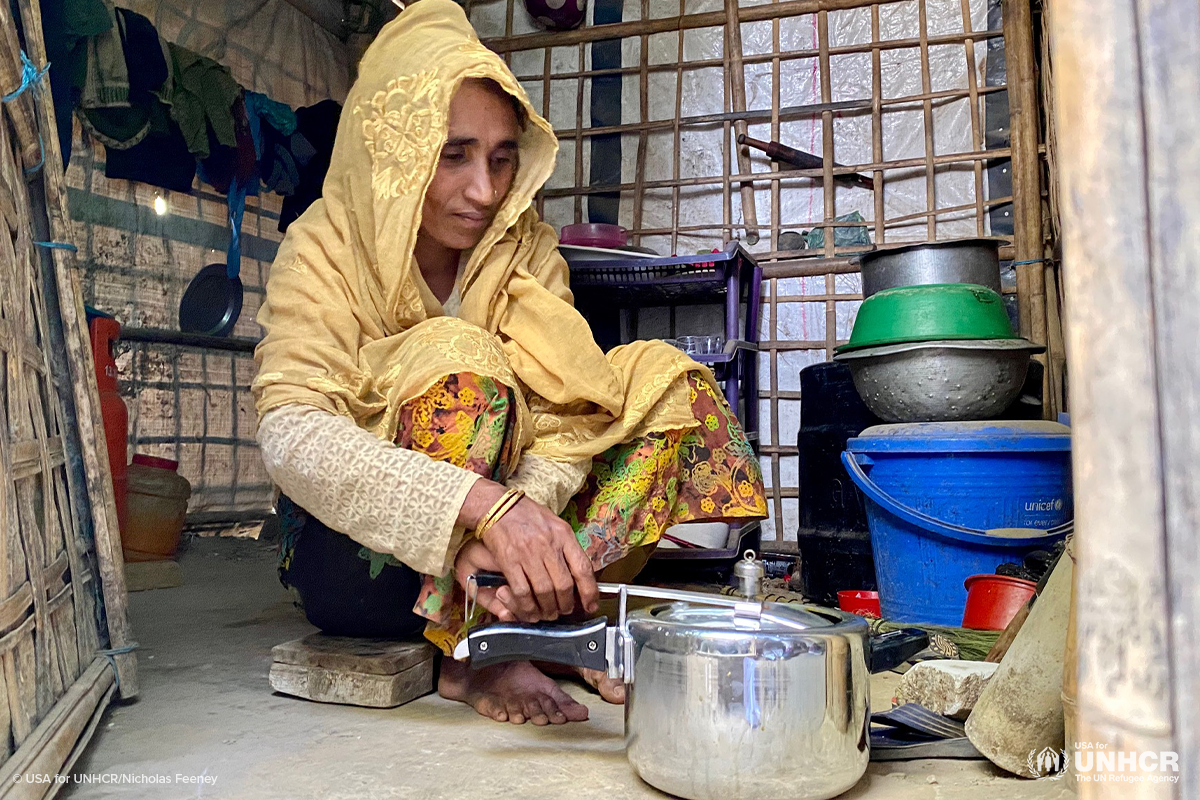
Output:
[
  {"xmin": 1038, "ymin": 7, "xmax": 1066, "ymax": 418},
  {"xmin": 540, "ymin": 145, "xmax": 1013, "ymax": 196},
  {"xmin": 536, "ymin": 48, "xmax": 551, "ymax": 219},
  {"xmin": 509, "ymin": 27, "xmax": 1005, "ymax": 82},
  {"xmin": 670, "ymin": 0, "xmax": 684, "ymax": 255},
  {"xmin": 0, "ymin": 659, "xmax": 115, "ymax": 800},
  {"xmin": 0, "ymin": 4, "xmax": 41, "ymax": 170},
  {"xmin": 917, "ymin": 0, "xmax": 937, "ymax": 240},
  {"xmin": 1051, "ymin": 0, "xmax": 1194, "ymax": 789},
  {"xmin": 766, "ymin": 2, "xmax": 782, "ymax": 543},
  {"xmin": 871, "ymin": 3, "xmax": 885, "ymax": 244},
  {"xmin": 817, "ymin": 9, "xmax": 837, "ymax": 359},
  {"xmin": 630, "ymin": 0, "xmax": 651, "ymax": 245},
  {"xmin": 1001, "ymin": 0, "xmax": 1046, "ymax": 348},
  {"xmin": 573, "ymin": 42, "xmax": 584, "ymax": 223},
  {"xmin": 724, "ymin": 0, "xmax": 760, "ymax": 244},
  {"xmin": 592, "ymin": 192, "xmax": 1015, "ymax": 236},
  {"xmin": 484, "ymin": 0, "xmax": 909, "ymax": 53},
  {"xmin": 959, "ymin": 0, "xmax": 986, "ymax": 236},
  {"xmin": 549, "ymin": 85, "xmax": 1005, "ymax": 140},
  {"xmin": 15, "ymin": 0, "xmax": 137, "ymax": 698}
]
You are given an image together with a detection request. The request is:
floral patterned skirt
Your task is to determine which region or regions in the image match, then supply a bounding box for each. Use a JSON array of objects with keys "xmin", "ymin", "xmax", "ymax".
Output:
[{"xmin": 279, "ymin": 370, "xmax": 767, "ymax": 655}]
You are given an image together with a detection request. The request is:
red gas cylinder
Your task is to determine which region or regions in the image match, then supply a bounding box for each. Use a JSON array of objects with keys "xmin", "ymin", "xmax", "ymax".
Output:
[{"xmin": 88, "ymin": 316, "xmax": 129, "ymax": 534}]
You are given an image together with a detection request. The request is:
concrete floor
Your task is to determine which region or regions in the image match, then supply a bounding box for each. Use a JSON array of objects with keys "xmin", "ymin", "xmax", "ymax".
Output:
[{"xmin": 63, "ymin": 537, "xmax": 1075, "ymax": 800}]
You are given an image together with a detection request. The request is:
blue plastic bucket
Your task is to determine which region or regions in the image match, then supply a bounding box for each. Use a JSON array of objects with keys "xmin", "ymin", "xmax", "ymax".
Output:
[{"xmin": 842, "ymin": 421, "xmax": 1072, "ymax": 625}]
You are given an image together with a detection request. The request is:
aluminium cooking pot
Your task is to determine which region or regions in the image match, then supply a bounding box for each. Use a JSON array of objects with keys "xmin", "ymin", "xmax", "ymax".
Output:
[
  {"xmin": 855, "ymin": 238, "xmax": 1003, "ymax": 298},
  {"xmin": 456, "ymin": 584, "xmax": 926, "ymax": 800}
]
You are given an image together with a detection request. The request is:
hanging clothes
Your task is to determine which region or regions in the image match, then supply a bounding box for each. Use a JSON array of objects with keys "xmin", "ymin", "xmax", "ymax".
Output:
[
  {"xmin": 278, "ymin": 99, "xmax": 341, "ymax": 231},
  {"xmin": 166, "ymin": 42, "xmax": 240, "ymax": 160},
  {"xmin": 198, "ymin": 93, "xmax": 257, "ymax": 194},
  {"xmin": 74, "ymin": 0, "xmax": 150, "ymax": 149},
  {"xmin": 39, "ymin": 0, "xmax": 111, "ymax": 166},
  {"xmin": 101, "ymin": 9, "xmax": 197, "ymax": 192},
  {"xmin": 245, "ymin": 90, "xmax": 303, "ymax": 195}
]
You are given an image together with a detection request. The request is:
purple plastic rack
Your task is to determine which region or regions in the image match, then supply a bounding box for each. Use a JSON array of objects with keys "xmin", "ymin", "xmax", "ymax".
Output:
[{"xmin": 567, "ymin": 242, "xmax": 762, "ymax": 443}]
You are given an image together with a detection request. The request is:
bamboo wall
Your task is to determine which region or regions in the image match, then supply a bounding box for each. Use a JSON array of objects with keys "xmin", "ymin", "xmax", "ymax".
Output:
[
  {"xmin": 67, "ymin": 0, "xmax": 350, "ymax": 521},
  {"xmin": 71, "ymin": 0, "xmax": 1048, "ymax": 540},
  {"xmin": 469, "ymin": 0, "xmax": 1026, "ymax": 542},
  {"xmin": 0, "ymin": 114, "xmax": 100, "ymax": 760},
  {"xmin": 0, "ymin": 0, "xmax": 135, "ymax": 777}
]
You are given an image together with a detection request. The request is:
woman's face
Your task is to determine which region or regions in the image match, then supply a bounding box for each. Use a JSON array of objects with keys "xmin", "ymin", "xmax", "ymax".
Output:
[{"xmin": 419, "ymin": 79, "xmax": 521, "ymax": 252}]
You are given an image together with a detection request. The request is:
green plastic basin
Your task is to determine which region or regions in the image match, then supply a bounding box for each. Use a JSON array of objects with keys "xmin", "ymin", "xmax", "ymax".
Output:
[{"xmin": 839, "ymin": 283, "xmax": 1016, "ymax": 352}]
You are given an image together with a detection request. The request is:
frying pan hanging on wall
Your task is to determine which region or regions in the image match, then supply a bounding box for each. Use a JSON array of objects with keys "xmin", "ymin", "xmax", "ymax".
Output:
[{"xmin": 179, "ymin": 179, "xmax": 247, "ymax": 337}]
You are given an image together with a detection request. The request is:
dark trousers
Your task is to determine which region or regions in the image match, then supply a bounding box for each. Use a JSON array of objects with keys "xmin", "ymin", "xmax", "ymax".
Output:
[{"xmin": 281, "ymin": 501, "xmax": 427, "ymax": 639}]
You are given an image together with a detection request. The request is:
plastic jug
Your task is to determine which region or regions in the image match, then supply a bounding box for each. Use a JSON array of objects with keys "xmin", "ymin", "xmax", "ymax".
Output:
[{"xmin": 123, "ymin": 455, "xmax": 191, "ymax": 562}]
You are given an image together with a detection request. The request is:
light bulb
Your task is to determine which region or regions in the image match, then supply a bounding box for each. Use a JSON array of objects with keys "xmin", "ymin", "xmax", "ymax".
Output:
[{"xmin": 153, "ymin": 195, "xmax": 168, "ymax": 216}]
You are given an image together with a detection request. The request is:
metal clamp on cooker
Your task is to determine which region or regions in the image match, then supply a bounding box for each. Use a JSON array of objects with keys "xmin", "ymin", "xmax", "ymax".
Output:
[{"xmin": 455, "ymin": 553, "xmax": 928, "ymax": 800}]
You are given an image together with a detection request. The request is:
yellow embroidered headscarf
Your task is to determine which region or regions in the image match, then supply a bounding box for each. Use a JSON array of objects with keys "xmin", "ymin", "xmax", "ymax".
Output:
[{"xmin": 253, "ymin": 0, "xmax": 706, "ymax": 467}]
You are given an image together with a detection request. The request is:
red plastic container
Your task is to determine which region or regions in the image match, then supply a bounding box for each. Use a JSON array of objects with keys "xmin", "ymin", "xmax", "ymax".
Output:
[
  {"xmin": 838, "ymin": 590, "xmax": 882, "ymax": 619},
  {"xmin": 962, "ymin": 574, "xmax": 1037, "ymax": 630},
  {"xmin": 89, "ymin": 316, "xmax": 129, "ymax": 534},
  {"xmin": 560, "ymin": 222, "xmax": 628, "ymax": 248}
]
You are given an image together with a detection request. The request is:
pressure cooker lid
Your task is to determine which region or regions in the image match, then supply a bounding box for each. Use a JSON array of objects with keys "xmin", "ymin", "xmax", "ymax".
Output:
[{"xmin": 645, "ymin": 601, "xmax": 850, "ymax": 632}]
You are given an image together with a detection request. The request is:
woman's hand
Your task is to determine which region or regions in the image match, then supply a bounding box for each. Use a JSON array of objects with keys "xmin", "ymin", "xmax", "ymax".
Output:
[
  {"xmin": 457, "ymin": 480, "xmax": 599, "ymax": 622},
  {"xmin": 453, "ymin": 539, "xmax": 518, "ymax": 621}
]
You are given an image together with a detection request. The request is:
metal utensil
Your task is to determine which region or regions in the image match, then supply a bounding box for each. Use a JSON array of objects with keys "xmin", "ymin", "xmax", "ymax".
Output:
[
  {"xmin": 834, "ymin": 338, "xmax": 1045, "ymax": 422},
  {"xmin": 855, "ymin": 238, "xmax": 1003, "ymax": 298},
  {"xmin": 179, "ymin": 179, "xmax": 247, "ymax": 337},
  {"xmin": 738, "ymin": 134, "xmax": 874, "ymax": 190},
  {"xmin": 454, "ymin": 581, "xmax": 927, "ymax": 800}
]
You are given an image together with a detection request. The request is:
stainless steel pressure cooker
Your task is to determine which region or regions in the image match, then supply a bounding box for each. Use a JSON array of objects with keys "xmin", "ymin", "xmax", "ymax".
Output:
[{"xmin": 455, "ymin": 578, "xmax": 926, "ymax": 800}]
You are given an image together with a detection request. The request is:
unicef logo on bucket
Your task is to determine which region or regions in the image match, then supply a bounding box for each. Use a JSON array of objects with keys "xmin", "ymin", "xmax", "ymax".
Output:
[
  {"xmin": 1024, "ymin": 497, "xmax": 1064, "ymax": 513},
  {"xmin": 1027, "ymin": 747, "xmax": 1068, "ymax": 779}
]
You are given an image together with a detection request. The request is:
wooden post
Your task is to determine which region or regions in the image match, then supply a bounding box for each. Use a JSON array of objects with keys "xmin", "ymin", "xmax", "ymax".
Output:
[
  {"xmin": 1001, "ymin": 0, "xmax": 1046, "ymax": 348},
  {"xmin": 1051, "ymin": 0, "xmax": 1198, "ymax": 794}
]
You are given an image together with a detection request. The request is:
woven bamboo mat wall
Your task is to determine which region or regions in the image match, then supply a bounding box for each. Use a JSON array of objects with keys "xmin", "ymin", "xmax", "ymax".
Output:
[
  {"xmin": 0, "ymin": 25, "xmax": 116, "ymax": 770},
  {"xmin": 469, "ymin": 0, "xmax": 1041, "ymax": 542},
  {"xmin": 59, "ymin": 0, "xmax": 352, "ymax": 521}
]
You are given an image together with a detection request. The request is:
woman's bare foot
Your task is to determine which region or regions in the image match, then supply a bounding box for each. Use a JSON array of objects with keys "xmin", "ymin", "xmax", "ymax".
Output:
[
  {"xmin": 535, "ymin": 662, "xmax": 626, "ymax": 704},
  {"xmin": 438, "ymin": 659, "xmax": 590, "ymax": 725},
  {"xmin": 579, "ymin": 668, "xmax": 626, "ymax": 704}
]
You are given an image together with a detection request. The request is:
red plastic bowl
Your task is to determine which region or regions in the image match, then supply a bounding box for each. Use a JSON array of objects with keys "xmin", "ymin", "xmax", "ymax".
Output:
[
  {"xmin": 838, "ymin": 590, "xmax": 882, "ymax": 619},
  {"xmin": 560, "ymin": 222, "xmax": 627, "ymax": 249},
  {"xmin": 962, "ymin": 574, "xmax": 1037, "ymax": 630}
]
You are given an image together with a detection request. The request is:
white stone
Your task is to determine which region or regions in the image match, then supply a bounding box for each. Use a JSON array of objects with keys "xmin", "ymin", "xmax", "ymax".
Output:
[{"xmin": 896, "ymin": 660, "xmax": 1000, "ymax": 720}]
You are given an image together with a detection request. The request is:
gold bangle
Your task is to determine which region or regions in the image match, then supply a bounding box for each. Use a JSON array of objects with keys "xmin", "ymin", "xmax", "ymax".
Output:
[
  {"xmin": 475, "ymin": 488, "xmax": 525, "ymax": 539},
  {"xmin": 476, "ymin": 489, "xmax": 524, "ymax": 538},
  {"xmin": 482, "ymin": 488, "xmax": 524, "ymax": 532}
]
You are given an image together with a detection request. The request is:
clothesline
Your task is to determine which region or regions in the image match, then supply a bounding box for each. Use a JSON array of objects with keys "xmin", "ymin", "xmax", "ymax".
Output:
[{"xmin": 50, "ymin": 0, "xmax": 341, "ymax": 234}]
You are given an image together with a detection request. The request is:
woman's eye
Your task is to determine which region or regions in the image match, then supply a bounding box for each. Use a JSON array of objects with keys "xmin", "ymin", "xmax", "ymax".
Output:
[
  {"xmin": 491, "ymin": 155, "xmax": 515, "ymax": 170},
  {"xmin": 440, "ymin": 150, "xmax": 467, "ymax": 163}
]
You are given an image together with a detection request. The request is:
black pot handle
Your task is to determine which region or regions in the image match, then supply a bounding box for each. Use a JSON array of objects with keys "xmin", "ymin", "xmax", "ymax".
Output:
[
  {"xmin": 868, "ymin": 628, "xmax": 928, "ymax": 673},
  {"xmin": 464, "ymin": 618, "xmax": 609, "ymax": 672}
]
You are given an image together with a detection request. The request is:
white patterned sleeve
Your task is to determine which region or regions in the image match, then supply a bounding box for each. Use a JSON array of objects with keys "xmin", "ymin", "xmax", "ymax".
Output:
[
  {"xmin": 504, "ymin": 453, "xmax": 591, "ymax": 515},
  {"xmin": 256, "ymin": 404, "xmax": 480, "ymax": 576}
]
